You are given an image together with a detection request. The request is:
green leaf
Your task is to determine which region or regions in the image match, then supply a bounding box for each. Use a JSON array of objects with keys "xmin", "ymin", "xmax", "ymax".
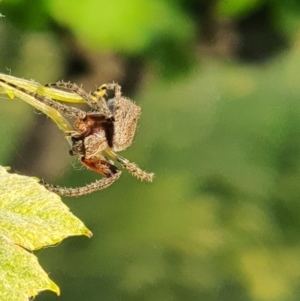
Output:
[
  {"xmin": 0, "ymin": 166, "xmax": 92, "ymax": 299},
  {"xmin": 0, "ymin": 234, "xmax": 60, "ymax": 301}
]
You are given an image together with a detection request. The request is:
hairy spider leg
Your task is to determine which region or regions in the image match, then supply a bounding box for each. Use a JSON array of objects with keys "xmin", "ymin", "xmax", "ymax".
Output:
[
  {"xmin": 42, "ymin": 144, "xmax": 121, "ymax": 197},
  {"xmin": 42, "ymin": 170, "xmax": 121, "ymax": 197},
  {"xmin": 46, "ymin": 81, "xmax": 114, "ymax": 117},
  {"xmin": 105, "ymin": 147, "xmax": 154, "ymax": 182}
]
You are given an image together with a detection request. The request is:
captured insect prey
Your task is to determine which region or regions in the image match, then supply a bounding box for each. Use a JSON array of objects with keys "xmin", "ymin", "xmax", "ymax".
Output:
[{"xmin": 0, "ymin": 74, "xmax": 154, "ymax": 196}]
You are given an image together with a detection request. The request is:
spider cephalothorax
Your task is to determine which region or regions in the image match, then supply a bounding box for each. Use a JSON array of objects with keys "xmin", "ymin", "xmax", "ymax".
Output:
[{"xmin": 0, "ymin": 78, "xmax": 153, "ymax": 196}]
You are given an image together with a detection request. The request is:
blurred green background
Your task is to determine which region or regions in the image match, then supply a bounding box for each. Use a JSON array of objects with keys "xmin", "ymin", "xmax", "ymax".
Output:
[{"xmin": 1, "ymin": 0, "xmax": 300, "ymax": 300}]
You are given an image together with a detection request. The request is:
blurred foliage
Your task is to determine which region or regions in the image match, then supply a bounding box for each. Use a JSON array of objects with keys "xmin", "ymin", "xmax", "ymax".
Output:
[
  {"xmin": 26, "ymin": 45, "xmax": 300, "ymax": 301},
  {"xmin": 1, "ymin": 1, "xmax": 300, "ymax": 301},
  {"xmin": 216, "ymin": 0, "xmax": 265, "ymax": 18},
  {"xmin": 47, "ymin": 0, "xmax": 193, "ymax": 53},
  {"xmin": 2, "ymin": 0, "xmax": 300, "ymax": 76}
]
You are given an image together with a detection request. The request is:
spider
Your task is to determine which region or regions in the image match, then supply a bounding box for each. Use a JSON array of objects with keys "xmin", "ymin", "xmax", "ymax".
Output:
[{"xmin": 0, "ymin": 78, "xmax": 154, "ymax": 196}]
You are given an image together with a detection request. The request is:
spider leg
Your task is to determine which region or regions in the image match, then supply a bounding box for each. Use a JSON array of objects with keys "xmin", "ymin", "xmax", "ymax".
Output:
[
  {"xmin": 47, "ymin": 81, "xmax": 91, "ymax": 104},
  {"xmin": 41, "ymin": 155, "xmax": 121, "ymax": 196},
  {"xmin": 105, "ymin": 148, "xmax": 154, "ymax": 182},
  {"xmin": 91, "ymin": 83, "xmax": 121, "ymax": 116},
  {"xmin": 38, "ymin": 95, "xmax": 86, "ymax": 119},
  {"xmin": 47, "ymin": 81, "xmax": 112, "ymax": 117},
  {"xmin": 42, "ymin": 171, "xmax": 121, "ymax": 197}
]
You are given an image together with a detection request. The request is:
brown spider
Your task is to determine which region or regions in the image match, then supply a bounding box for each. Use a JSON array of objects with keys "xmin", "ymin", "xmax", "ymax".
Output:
[{"xmin": 0, "ymin": 79, "xmax": 154, "ymax": 196}]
